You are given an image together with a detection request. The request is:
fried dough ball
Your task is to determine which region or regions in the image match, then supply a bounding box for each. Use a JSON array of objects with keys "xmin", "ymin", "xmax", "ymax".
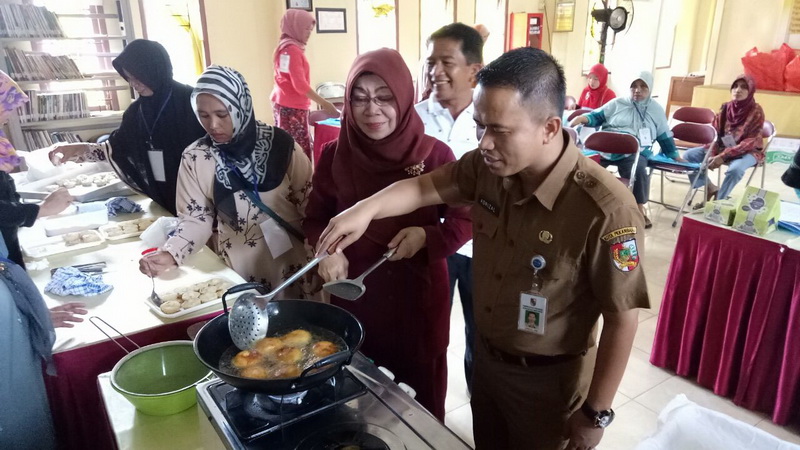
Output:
[
  {"xmin": 312, "ymin": 341, "xmax": 338, "ymax": 358},
  {"xmin": 281, "ymin": 329, "xmax": 312, "ymax": 347},
  {"xmin": 232, "ymin": 350, "xmax": 263, "ymax": 368},
  {"xmin": 255, "ymin": 337, "xmax": 283, "ymax": 356},
  {"xmin": 240, "ymin": 365, "xmax": 269, "ymax": 379},
  {"xmin": 159, "ymin": 300, "xmax": 181, "ymax": 314},
  {"xmin": 270, "ymin": 363, "xmax": 301, "ymax": 379},
  {"xmin": 276, "ymin": 346, "xmax": 302, "ymax": 363}
]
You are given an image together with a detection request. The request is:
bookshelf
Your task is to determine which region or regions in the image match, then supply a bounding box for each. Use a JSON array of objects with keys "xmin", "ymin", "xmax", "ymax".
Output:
[{"xmin": 0, "ymin": 0, "xmax": 135, "ymax": 150}]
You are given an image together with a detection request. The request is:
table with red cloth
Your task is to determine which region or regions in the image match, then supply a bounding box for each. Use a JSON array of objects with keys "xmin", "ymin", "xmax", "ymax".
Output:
[
  {"xmin": 650, "ymin": 216, "xmax": 800, "ymax": 425},
  {"xmin": 312, "ymin": 119, "xmax": 340, "ymax": 167},
  {"xmin": 18, "ymin": 196, "xmax": 245, "ymax": 449},
  {"xmin": 45, "ymin": 312, "xmax": 219, "ymax": 450}
]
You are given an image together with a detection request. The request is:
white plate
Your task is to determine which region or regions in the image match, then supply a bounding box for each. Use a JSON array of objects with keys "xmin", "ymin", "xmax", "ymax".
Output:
[
  {"xmin": 18, "ymin": 168, "xmax": 132, "ymax": 202},
  {"xmin": 22, "ymin": 230, "xmax": 106, "ymax": 258},
  {"xmin": 99, "ymin": 218, "xmax": 154, "ymax": 241},
  {"xmin": 144, "ymin": 277, "xmax": 241, "ymax": 319}
]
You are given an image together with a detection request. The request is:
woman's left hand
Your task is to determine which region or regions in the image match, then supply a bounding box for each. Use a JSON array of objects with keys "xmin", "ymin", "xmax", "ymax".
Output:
[
  {"xmin": 673, "ymin": 156, "xmax": 687, "ymax": 163},
  {"xmin": 708, "ymin": 154, "xmax": 725, "ymax": 170},
  {"xmin": 387, "ymin": 227, "xmax": 427, "ymax": 261},
  {"xmin": 49, "ymin": 302, "xmax": 88, "ymax": 328}
]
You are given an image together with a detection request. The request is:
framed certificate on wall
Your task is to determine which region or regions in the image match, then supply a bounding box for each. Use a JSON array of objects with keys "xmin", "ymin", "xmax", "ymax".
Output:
[
  {"xmin": 286, "ymin": 0, "xmax": 313, "ymax": 11},
  {"xmin": 316, "ymin": 8, "xmax": 347, "ymax": 33}
]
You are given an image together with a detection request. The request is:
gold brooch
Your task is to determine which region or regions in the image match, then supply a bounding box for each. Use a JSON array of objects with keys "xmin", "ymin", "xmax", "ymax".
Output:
[{"xmin": 404, "ymin": 161, "xmax": 425, "ymax": 177}]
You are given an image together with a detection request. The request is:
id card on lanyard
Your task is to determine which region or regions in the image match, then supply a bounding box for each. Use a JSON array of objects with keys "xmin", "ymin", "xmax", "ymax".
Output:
[
  {"xmin": 633, "ymin": 103, "xmax": 653, "ymax": 147},
  {"xmin": 139, "ymin": 90, "xmax": 173, "ymax": 182},
  {"xmin": 518, "ymin": 255, "xmax": 548, "ymax": 335}
]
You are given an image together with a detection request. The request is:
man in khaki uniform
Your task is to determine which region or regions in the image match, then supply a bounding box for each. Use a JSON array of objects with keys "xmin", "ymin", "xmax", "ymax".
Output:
[{"xmin": 316, "ymin": 47, "xmax": 649, "ymax": 450}]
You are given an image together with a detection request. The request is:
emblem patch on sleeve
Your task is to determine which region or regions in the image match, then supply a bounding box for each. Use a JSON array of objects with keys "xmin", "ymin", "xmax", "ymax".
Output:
[{"xmin": 610, "ymin": 238, "xmax": 640, "ymax": 272}]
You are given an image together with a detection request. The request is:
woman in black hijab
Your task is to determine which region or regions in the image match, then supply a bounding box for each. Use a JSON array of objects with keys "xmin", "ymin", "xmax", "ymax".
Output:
[{"xmin": 50, "ymin": 39, "xmax": 206, "ymax": 215}]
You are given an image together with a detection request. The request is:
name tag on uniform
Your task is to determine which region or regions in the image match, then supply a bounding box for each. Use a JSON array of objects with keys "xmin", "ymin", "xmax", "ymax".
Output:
[
  {"xmin": 637, "ymin": 128, "xmax": 652, "ymax": 147},
  {"xmin": 147, "ymin": 148, "xmax": 166, "ymax": 182},
  {"xmin": 260, "ymin": 218, "xmax": 292, "ymax": 259},
  {"xmin": 279, "ymin": 54, "xmax": 291, "ymax": 73},
  {"xmin": 518, "ymin": 291, "xmax": 547, "ymax": 335},
  {"xmin": 721, "ymin": 134, "xmax": 737, "ymax": 148}
]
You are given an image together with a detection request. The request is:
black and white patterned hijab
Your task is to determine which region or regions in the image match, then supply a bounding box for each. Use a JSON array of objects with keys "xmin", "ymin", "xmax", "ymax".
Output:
[{"xmin": 191, "ymin": 65, "xmax": 269, "ymax": 188}]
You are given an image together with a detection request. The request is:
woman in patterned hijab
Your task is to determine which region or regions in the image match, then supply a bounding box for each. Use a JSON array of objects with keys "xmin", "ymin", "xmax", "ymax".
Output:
[{"xmin": 139, "ymin": 66, "xmax": 318, "ymax": 299}]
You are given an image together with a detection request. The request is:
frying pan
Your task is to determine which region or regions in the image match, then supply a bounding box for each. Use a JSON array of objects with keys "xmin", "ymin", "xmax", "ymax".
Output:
[{"xmin": 193, "ymin": 284, "xmax": 364, "ymax": 394}]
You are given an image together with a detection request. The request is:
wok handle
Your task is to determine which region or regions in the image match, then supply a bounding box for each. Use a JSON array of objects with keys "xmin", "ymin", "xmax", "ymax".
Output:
[
  {"xmin": 298, "ymin": 350, "xmax": 353, "ymax": 379},
  {"xmin": 221, "ymin": 282, "xmax": 267, "ymax": 314}
]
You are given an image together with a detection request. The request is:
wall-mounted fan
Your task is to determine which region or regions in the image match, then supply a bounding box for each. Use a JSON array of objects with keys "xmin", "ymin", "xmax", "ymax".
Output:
[{"xmin": 590, "ymin": 0, "xmax": 633, "ymax": 63}]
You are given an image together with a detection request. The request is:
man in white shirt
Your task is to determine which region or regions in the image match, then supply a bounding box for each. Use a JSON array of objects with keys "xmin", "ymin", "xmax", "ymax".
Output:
[{"xmin": 415, "ymin": 22, "xmax": 484, "ymax": 394}]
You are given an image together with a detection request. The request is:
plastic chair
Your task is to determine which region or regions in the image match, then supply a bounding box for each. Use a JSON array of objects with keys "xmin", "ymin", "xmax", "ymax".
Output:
[
  {"xmin": 564, "ymin": 127, "xmax": 579, "ymax": 147},
  {"xmin": 648, "ymin": 122, "xmax": 717, "ymax": 226},
  {"xmin": 583, "ymin": 131, "xmax": 640, "ymax": 191},
  {"xmin": 672, "ymin": 106, "xmax": 715, "ymax": 125},
  {"xmin": 567, "ymin": 108, "xmax": 592, "ymax": 122},
  {"xmin": 718, "ymin": 120, "xmax": 775, "ymax": 189}
]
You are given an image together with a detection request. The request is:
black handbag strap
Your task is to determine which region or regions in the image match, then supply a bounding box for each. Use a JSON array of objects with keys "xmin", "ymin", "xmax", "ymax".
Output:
[
  {"xmin": 242, "ymin": 188, "xmax": 305, "ymax": 242},
  {"xmin": 222, "ymin": 157, "xmax": 305, "ymax": 242}
]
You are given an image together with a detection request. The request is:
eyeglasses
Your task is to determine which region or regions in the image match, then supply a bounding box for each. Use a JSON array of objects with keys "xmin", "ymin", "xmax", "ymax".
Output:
[{"xmin": 350, "ymin": 94, "xmax": 395, "ymax": 108}]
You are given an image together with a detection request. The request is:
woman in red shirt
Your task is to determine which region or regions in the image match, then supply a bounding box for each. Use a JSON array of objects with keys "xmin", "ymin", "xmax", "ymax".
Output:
[
  {"xmin": 270, "ymin": 9, "xmax": 338, "ymax": 160},
  {"xmin": 303, "ymin": 48, "xmax": 471, "ymax": 421}
]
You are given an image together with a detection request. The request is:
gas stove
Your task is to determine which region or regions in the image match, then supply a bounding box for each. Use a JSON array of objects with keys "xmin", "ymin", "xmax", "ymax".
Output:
[{"xmin": 197, "ymin": 352, "xmax": 470, "ymax": 449}]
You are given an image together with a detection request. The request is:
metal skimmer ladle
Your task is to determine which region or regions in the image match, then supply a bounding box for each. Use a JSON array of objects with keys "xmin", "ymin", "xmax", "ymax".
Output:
[
  {"xmin": 323, "ymin": 247, "xmax": 396, "ymax": 301},
  {"xmin": 227, "ymin": 238, "xmax": 341, "ymax": 350}
]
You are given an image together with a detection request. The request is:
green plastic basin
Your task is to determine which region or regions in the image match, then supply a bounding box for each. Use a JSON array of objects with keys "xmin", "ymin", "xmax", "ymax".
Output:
[{"xmin": 110, "ymin": 340, "xmax": 212, "ymax": 416}]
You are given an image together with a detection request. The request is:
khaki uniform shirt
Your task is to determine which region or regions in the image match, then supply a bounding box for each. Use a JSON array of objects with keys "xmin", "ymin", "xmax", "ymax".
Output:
[{"xmin": 431, "ymin": 132, "xmax": 650, "ymax": 356}]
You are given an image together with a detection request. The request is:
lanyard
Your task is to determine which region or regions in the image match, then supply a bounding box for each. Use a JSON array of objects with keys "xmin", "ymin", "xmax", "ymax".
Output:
[
  {"xmin": 138, "ymin": 89, "xmax": 173, "ymax": 144},
  {"xmin": 222, "ymin": 155, "xmax": 259, "ymax": 199},
  {"xmin": 632, "ymin": 102, "xmax": 648, "ymax": 124}
]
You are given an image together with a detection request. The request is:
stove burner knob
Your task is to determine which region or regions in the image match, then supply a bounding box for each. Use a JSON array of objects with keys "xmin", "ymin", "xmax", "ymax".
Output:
[
  {"xmin": 398, "ymin": 382, "xmax": 417, "ymax": 399},
  {"xmin": 378, "ymin": 366, "xmax": 395, "ymax": 380}
]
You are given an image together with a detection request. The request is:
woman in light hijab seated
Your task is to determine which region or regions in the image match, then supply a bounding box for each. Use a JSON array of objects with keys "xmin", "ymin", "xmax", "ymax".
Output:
[
  {"xmin": 684, "ymin": 74, "xmax": 765, "ymax": 204},
  {"xmin": 139, "ymin": 66, "xmax": 318, "ymax": 299},
  {"xmin": 303, "ymin": 49, "xmax": 471, "ymax": 421},
  {"xmin": 575, "ymin": 63, "xmax": 616, "ymax": 110},
  {"xmin": 570, "ymin": 71, "xmax": 682, "ymax": 228}
]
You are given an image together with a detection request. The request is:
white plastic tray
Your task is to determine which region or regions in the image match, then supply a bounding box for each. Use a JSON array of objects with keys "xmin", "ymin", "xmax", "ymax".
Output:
[
  {"xmin": 17, "ymin": 168, "xmax": 133, "ymax": 202},
  {"xmin": 22, "ymin": 230, "xmax": 106, "ymax": 258},
  {"xmin": 98, "ymin": 218, "xmax": 151, "ymax": 241},
  {"xmin": 144, "ymin": 277, "xmax": 240, "ymax": 319}
]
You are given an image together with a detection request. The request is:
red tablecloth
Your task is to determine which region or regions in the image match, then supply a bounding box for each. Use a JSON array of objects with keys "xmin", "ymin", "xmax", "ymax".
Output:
[
  {"xmin": 650, "ymin": 217, "xmax": 800, "ymax": 425},
  {"xmin": 312, "ymin": 122, "xmax": 340, "ymax": 167},
  {"xmin": 44, "ymin": 311, "xmax": 221, "ymax": 450}
]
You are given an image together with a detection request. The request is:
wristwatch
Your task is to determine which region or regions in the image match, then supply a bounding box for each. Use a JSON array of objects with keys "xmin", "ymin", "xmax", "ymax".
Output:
[{"xmin": 581, "ymin": 401, "xmax": 615, "ymax": 428}]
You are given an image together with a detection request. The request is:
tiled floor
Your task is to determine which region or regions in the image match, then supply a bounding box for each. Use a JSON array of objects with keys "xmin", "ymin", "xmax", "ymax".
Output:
[{"xmin": 442, "ymin": 156, "xmax": 800, "ymax": 449}]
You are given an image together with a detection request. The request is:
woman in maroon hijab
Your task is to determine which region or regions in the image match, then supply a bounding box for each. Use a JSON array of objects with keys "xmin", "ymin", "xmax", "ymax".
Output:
[
  {"xmin": 304, "ymin": 48, "xmax": 471, "ymax": 420},
  {"xmin": 576, "ymin": 63, "xmax": 616, "ymax": 109},
  {"xmin": 684, "ymin": 74, "xmax": 765, "ymax": 202}
]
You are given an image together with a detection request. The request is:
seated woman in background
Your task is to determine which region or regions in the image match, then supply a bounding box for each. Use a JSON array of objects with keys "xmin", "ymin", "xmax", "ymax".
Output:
[
  {"xmin": 303, "ymin": 48, "xmax": 471, "ymax": 421},
  {"xmin": 139, "ymin": 66, "xmax": 317, "ymax": 299},
  {"xmin": 684, "ymin": 75, "xmax": 765, "ymax": 203},
  {"xmin": 570, "ymin": 71, "xmax": 683, "ymax": 228},
  {"xmin": 575, "ymin": 63, "xmax": 616, "ymax": 110},
  {"xmin": 50, "ymin": 39, "xmax": 206, "ymax": 216},
  {"xmin": 0, "ymin": 71, "xmax": 72, "ymax": 268}
]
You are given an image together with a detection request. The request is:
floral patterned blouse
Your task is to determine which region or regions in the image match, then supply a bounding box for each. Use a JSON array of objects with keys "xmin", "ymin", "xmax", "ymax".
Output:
[{"xmin": 163, "ymin": 138, "xmax": 318, "ymax": 299}]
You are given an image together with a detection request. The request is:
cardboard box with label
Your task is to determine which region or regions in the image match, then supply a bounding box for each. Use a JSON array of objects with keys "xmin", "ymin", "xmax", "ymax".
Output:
[
  {"xmin": 704, "ymin": 199, "xmax": 738, "ymax": 226},
  {"xmin": 732, "ymin": 187, "xmax": 780, "ymax": 236}
]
